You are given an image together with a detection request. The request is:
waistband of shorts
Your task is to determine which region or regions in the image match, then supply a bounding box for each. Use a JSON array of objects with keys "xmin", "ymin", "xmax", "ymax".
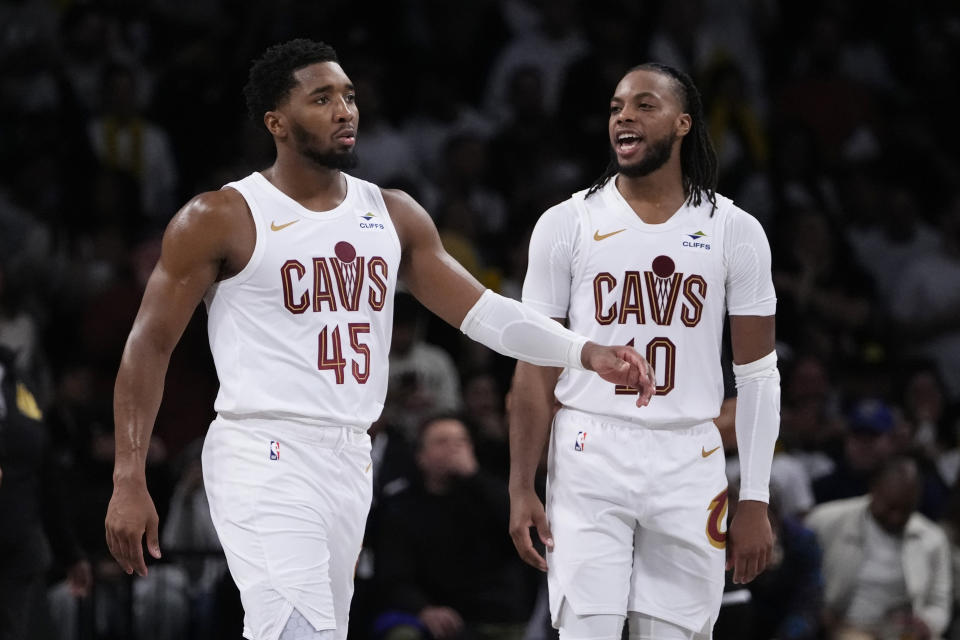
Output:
[
  {"xmin": 213, "ymin": 412, "xmax": 370, "ymax": 446},
  {"xmin": 556, "ymin": 407, "xmax": 716, "ymax": 435}
]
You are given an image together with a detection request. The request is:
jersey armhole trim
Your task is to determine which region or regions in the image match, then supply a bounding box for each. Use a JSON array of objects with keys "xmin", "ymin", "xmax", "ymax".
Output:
[
  {"xmin": 369, "ymin": 182, "xmax": 403, "ymax": 259},
  {"xmin": 570, "ymin": 193, "xmax": 592, "ymax": 292},
  {"xmin": 213, "ymin": 182, "xmax": 266, "ymax": 289}
]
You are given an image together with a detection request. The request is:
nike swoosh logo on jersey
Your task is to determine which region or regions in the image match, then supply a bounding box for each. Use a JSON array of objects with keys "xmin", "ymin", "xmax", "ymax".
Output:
[
  {"xmin": 271, "ymin": 219, "xmax": 300, "ymax": 231},
  {"xmin": 594, "ymin": 228, "xmax": 626, "ymax": 241},
  {"xmin": 702, "ymin": 446, "xmax": 721, "ymax": 458}
]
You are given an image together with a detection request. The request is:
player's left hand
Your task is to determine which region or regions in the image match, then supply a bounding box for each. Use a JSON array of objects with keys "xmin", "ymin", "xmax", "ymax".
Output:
[
  {"xmin": 581, "ymin": 342, "xmax": 656, "ymax": 407},
  {"xmin": 726, "ymin": 499, "xmax": 773, "ymax": 584}
]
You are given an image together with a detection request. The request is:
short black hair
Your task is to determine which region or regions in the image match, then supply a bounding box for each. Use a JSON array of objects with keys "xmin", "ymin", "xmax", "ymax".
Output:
[{"xmin": 243, "ymin": 38, "xmax": 340, "ymax": 123}]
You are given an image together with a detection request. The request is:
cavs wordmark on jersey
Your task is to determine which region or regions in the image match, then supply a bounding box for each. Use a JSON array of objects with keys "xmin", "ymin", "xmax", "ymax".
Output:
[
  {"xmin": 204, "ymin": 172, "xmax": 401, "ymax": 428},
  {"xmin": 522, "ymin": 179, "xmax": 776, "ymax": 429}
]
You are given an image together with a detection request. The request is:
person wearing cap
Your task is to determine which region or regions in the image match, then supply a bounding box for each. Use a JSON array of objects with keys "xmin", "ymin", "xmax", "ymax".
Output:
[{"xmin": 813, "ymin": 399, "xmax": 898, "ymax": 505}]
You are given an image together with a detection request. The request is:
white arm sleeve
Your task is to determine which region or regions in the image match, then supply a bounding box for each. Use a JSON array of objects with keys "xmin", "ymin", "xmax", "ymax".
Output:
[
  {"xmin": 734, "ymin": 350, "xmax": 781, "ymax": 503},
  {"xmin": 460, "ymin": 290, "xmax": 589, "ymax": 370},
  {"xmin": 521, "ymin": 201, "xmax": 579, "ymax": 318},
  {"xmin": 724, "ymin": 208, "xmax": 777, "ymax": 316}
]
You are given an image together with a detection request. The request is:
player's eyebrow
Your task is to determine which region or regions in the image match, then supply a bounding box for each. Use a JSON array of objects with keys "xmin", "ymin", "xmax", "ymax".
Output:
[
  {"xmin": 611, "ymin": 91, "xmax": 659, "ymax": 103},
  {"xmin": 307, "ymin": 83, "xmax": 355, "ymax": 95}
]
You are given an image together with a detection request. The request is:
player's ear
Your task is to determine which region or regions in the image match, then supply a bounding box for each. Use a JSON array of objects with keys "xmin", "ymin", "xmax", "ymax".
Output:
[
  {"xmin": 264, "ymin": 111, "xmax": 286, "ymax": 138},
  {"xmin": 676, "ymin": 113, "xmax": 692, "ymax": 137}
]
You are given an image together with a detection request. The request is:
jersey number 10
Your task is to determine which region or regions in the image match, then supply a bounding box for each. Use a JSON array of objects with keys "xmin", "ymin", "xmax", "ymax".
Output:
[
  {"xmin": 318, "ymin": 323, "xmax": 371, "ymax": 384},
  {"xmin": 615, "ymin": 337, "xmax": 676, "ymax": 396}
]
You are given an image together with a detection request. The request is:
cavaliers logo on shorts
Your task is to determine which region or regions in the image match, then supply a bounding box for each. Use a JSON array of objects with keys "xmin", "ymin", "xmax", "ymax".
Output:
[{"xmin": 706, "ymin": 488, "xmax": 729, "ymax": 549}]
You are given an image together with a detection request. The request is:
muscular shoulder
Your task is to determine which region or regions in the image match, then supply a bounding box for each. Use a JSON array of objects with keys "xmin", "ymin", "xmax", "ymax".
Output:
[
  {"xmin": 380, "ymin": 188, "xmax": 434, "ymax": 250},
  {"xmin": 161, "ymin": 188, "xmax": 252, "ymax": 275},
  {"xmin": 166, "ymin": 188, "xmax": 248, "ymax": 239}
]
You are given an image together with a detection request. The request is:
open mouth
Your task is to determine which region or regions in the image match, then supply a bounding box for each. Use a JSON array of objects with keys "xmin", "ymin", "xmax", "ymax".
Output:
[{"xmin": 616, "ymin": 133, "xmax": 643, "ymax": 154}]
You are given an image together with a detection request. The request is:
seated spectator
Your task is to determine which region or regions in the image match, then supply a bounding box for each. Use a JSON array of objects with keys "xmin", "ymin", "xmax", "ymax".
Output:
[
  {"xmin": 814, "ymin": 399, "xmax": 897, "ymax": 505},
  {"xmin": 374, "ymin": 414, "xmax": 529, "ymax": 640},
  {"xmin": 806, "ymin": 457, "xmax": 952, "ymax": 640}
]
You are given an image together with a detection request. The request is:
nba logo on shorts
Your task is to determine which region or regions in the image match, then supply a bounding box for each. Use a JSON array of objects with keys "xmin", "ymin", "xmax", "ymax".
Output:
[
  {"xmin": 269, "ymin": 440, "xmax": 280, "ymax": 460},
  {"xmin": 574, "ymin": 431, "xmax": 587, "ymax": 452}
]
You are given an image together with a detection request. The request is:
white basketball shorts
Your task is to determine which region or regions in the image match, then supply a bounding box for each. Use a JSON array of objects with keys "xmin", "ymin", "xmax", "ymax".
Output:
[
  {"xmin": 201, "ymin": 415, "xmax": 373, "ymax": 640},
  {"xmin": 546, "ymin": 408, "xmax": 728, "ymax": 633}
]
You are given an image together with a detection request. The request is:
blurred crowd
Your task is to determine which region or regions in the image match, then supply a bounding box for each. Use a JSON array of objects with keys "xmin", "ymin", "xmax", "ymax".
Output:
[{"xmin": 1, "ymin": 0, "xmax": 959, "ymax": 638}]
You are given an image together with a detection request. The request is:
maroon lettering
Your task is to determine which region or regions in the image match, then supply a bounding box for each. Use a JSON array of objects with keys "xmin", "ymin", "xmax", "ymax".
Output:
[
  {"xmin": 681, "ymin": 275, "xmax": 707, "ymax": 327},
  {"xmin": 368, "ymin": 257, "xmax": 388, "ymax": 311},
  {"xmin": 593, "ymin": 272, "xmax": 617, "ymax": 325},
  {"xmin": 312, "ymin": 258, "xmax": 338, "ymax": 312},
  {"xmin": 281, "ymin": 260, "xmax": 309, "ymax": 314},
  {"xmin": 618, "ymin": 271, "xmax": 645, "ymax": 325}
]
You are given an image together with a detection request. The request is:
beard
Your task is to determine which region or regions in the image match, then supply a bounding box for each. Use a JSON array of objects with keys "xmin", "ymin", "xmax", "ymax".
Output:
[
  {"xmin": 615, "ymin": 130, "xmax": 676, "ymax": 178},
  {"xmin": 291, "ymin": 121, "xmax": 358, "ymax": 170}
]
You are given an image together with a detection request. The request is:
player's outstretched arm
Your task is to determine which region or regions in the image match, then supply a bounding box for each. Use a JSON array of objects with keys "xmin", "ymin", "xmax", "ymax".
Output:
[
  {"xmin": 106, "ymin": 190, "xmax": 239, "ymax": 577},
  {"xmin": 725, "ymin": 314, "xmax": 778, "ymax": 584},
  {"xmin": 384, "ymin": 188, "xmax": 654, "ymax": 402},
  {"xmin": 507, "ymin": 360, "xmax": 561, "ymax": 571}
]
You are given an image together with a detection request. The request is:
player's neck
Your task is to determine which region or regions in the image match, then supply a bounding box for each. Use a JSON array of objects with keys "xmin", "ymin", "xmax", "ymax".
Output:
[
  {"xmin": 262, "ymin": 154, "xmax": 347, "ymax": 211},
  {"xmin": 615, "ymin": 171, "xmax": 687, "ymax": 225}
]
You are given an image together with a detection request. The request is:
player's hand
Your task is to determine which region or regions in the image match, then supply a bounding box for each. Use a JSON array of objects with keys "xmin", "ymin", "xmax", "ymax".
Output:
[
  {"xmin": 581, "ymin": 342, "xmax": 656, "ymax": 407},
  {"xmin": 509, "ymin": 487, "xmax": 553, "ymax": 572},
  {"xmin": 726, "ymin": 500, "xmax": 773, "ymax": 584},
  {"xmin": 419, "ymin": 606, "xmax": 464, "ymax": 639},
  {"xmin": 105, "ymin": 478, "xmax": 162, "ymax": 577}
]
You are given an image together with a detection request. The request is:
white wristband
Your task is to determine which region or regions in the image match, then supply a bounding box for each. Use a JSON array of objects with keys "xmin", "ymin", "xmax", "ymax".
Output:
[{"xmin": 460, "ymin": 290, "xmax": 587, "ymax": 370}]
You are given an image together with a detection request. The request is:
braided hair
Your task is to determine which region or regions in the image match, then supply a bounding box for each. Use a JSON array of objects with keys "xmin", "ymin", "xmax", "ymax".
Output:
[{"xmin": 585, "ymin": 63, "xmax": 717, "ymax": 212}]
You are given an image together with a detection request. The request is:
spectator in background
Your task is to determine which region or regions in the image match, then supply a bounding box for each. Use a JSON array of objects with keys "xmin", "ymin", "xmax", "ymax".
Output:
[
  {"xmin": 773, "ymin": 208, "xmax": 874, "ymax": 361},
  {"xmin": 891, "ymin": 194, "xmax": 960, "ymax": 400},
  {"xmin": 0, "ymin": 259, "xmax": 51, "ymax": 405},
  {"xmin": 484, "ymin": 0, "xmax": 589, "ymax": 125},
  {"xmin": 374, "ymin": 415, "xmax": 529, "ymax": 640},
  {"xmin": 848, "ymin": 182, "xmax": 939, "ymax": 316},
  {"xmin": 401, "ymin": 65, "xmax": 494, "ymax": 182},
  {"xmin": 87, "ymin": 63, "xmax": 178, "ymax": 221},
  {"xmin": 0, "ymin": 346, "xmax": 90, "ymax": 640},
  {"xmin": 813, "ymin": 399, "xmax": 897, "ymax": 505},
  {"xmin": 779, "ymin": 353, "xmax": 845, "ymax": 482},
  {"xmin": 386, "ymin": 293, "xmax": 462, "ymax": 441},
  {"xmin": 347, "ymin": 68, "xmax": 423, "ymax": 191},
  {"xmin": 937, "ymin": 479, "xmax": 960, "ymax": 640},
  {"xmin": 806, "ymin": 456, "xmax": 952, "ymax": 640},
  {"xmin": 461, "ymin": 370, "xmax": 510, "ymax": 478},
  {"xmin": 701, "ymin": 59, "xmax": 768, "ymax": 201}
]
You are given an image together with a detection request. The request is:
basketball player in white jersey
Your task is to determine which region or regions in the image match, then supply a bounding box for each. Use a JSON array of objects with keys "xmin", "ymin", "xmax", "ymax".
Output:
[
  {"xmin": 103, "ymin": 40, "xmax": 656, "ymax": 640},
  {"xmin": 508, "ymin": 63, "xmax": 780, "ymax": 640}
]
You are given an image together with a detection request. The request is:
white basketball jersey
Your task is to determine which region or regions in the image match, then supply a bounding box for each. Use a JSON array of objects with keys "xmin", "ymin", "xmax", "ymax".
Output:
[
  {"xmin": 522, "ymin": 178, "xmax": 776, "ymax": 429},
  {"xmin": 204, "ymin": 171, "xmax": 401, "ymax": 429}
]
